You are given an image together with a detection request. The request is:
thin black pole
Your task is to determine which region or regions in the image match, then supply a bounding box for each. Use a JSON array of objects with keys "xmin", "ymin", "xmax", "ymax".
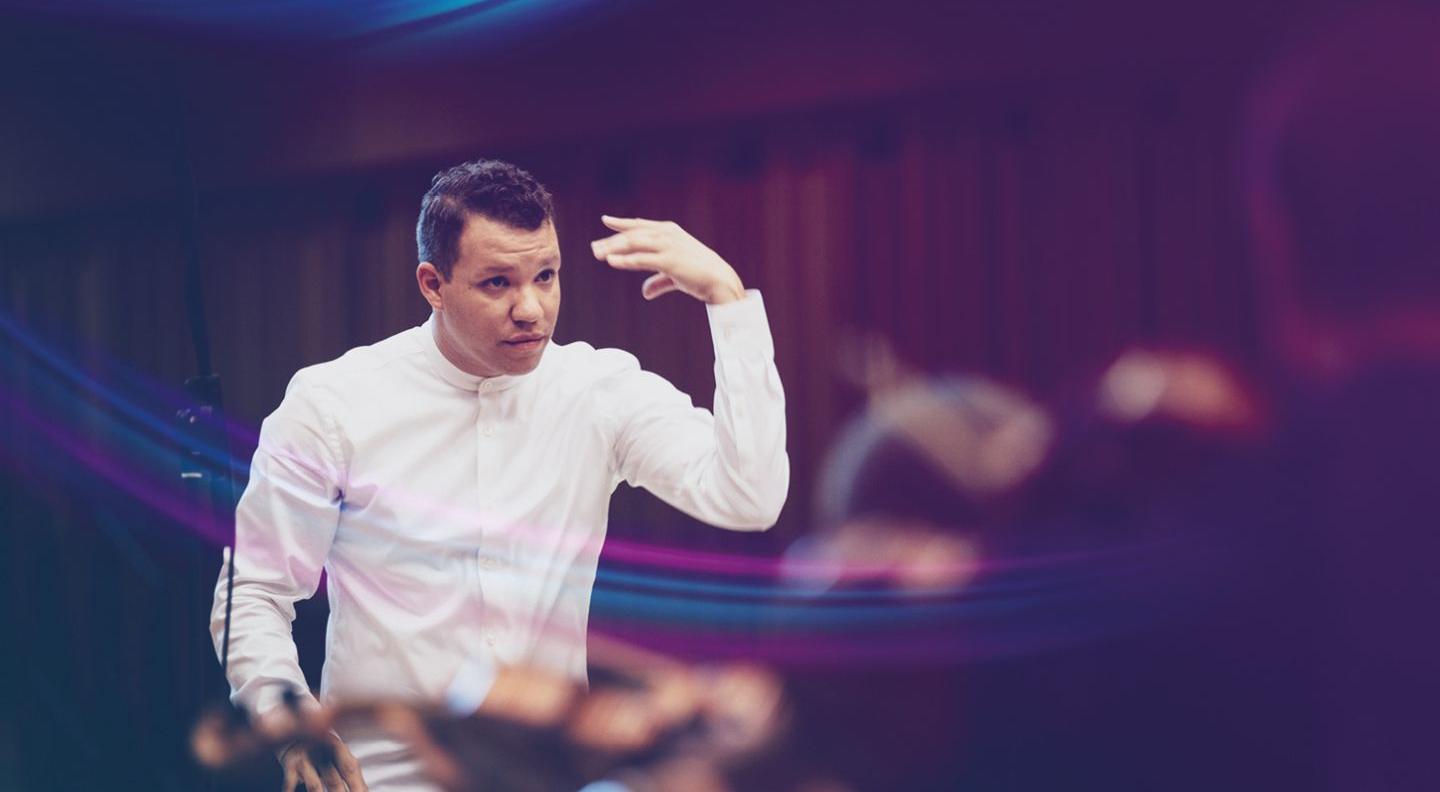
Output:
[
  {"xmin": 171, "ymin": 100, "xmax": 240, "ymax": 698},
  {"xmin": 171, "ymin": 96, "xmax": 245, "ymax": 791}
]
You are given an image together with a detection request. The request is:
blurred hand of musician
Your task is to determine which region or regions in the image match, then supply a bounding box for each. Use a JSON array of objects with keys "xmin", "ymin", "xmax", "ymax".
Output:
[
  {"xmin": 590, "ymin": 216, "xmax": 746, "ymax": 304},
  {"xmin": 400, "ymin": 662, "xmax": 786, "ymax": 791},
  {"xmin": 1096, "ymin": 349, "xmax": 1264, "ymax": 435},
  {"xmin": 792, "ymin": 517, "xmax": 983, "ymax": 593},
  {"xmin": 194, "ymin": 656, "xmax": 789, "ymax": 792}
]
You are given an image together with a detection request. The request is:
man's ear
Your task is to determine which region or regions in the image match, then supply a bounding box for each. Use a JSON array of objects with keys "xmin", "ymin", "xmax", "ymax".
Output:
[{"xmin": 417, "ymin": 262, "xmax": 445, "ymax": 311}]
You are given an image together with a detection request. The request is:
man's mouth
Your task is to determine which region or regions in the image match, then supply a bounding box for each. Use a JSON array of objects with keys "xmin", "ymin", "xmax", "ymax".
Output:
[{"xmin": 503, "ymin": 334, "xmax": 548, "ymax": 348}]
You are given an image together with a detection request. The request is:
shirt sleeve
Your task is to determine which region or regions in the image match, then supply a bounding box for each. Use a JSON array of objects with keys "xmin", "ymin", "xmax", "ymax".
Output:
[
  {"xmin": 608, "ymin": 289, "xmax": 789, "ymax": 530},
  {"xmin": 210, "ymin": 370, "xmax": 345, "ymax": 717}
]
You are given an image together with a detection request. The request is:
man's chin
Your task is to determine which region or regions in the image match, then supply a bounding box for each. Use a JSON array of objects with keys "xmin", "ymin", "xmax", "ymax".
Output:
[
  {"xmin": 504, "ymin": 361, "xmax": 542, "ymax": 375},
  {"xmin": 497, "ymin": 340, "xmax": 548, "ymax": 373}
]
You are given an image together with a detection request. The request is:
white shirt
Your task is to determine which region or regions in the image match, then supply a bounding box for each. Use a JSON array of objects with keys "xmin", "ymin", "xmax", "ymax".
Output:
[{"xmin": 210, "ymin": 291, "xmax": 787, "ymax": 789}]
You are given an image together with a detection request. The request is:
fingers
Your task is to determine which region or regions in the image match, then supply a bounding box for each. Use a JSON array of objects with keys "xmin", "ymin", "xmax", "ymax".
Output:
[
  {"xmin": 338, "ymin": 764, "xmax": 369, "ymax": 791},
  {"xmin": 332, "ymin": 740, "xmax": 369, "ymax": 792},
  {"xmin": 641, "ymin": 273, "xmax": 679, "ymax": 300},
  {"xmin": 321, "ymin": 764, "xmax": 346, "ymax": 791},
  {"xmin": 299, "ymin": 760, "xmax": 326, "ymax": 792},
  {"xmin": 592, "ymin": 215, "xmax": 736, "ymax": 303},
  {"xmin": 600, "ymin": 214, "xmax": 649, "ymax": 231},
  {"xmin": 591, "ymin": 229, "xmax": 662, "ymax": 258},
  {"xmin": 602, "ymin": 252, "xmax": 665, "ymax": 272},
  {"xmin": 281, "ymin": 745, "xmax": 331, "ymax": 792}
]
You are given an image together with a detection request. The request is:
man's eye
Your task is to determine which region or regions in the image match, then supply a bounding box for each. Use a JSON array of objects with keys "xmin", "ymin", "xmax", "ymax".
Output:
[
  {"xmin": 480, "ymin": 277, "xmax": 508, "ymax": 289},
  {"xmin": 536, "ymin": 269, "xmax": 556, "ymax": 283}
]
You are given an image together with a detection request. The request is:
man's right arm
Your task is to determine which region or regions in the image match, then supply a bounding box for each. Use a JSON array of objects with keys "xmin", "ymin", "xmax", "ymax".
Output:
[{"xmin": 210, "ymin": 371, "xmax": 345, "ymax": 718}]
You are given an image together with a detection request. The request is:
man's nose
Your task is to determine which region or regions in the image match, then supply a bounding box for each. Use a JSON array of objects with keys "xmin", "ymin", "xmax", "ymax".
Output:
[{"xmin": 511, "ymin": 287, "xmax": 542, "ymax": 324}]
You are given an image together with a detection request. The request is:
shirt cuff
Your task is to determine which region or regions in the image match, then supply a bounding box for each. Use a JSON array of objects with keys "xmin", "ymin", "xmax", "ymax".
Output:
[
  {"xmin": 243, "ymin": 682, "xmax": 322, "ymax": 720},
  {"xmin": 706, "ymin": 289, "xmax": 775, "ymax": 359},
  {"xmin": 443, "ymin": 656, "xmax": 499, "ymax": 716}
]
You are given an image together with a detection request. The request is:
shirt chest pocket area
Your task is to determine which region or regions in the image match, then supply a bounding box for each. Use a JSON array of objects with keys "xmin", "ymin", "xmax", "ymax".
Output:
[{"xmin": 339, "ymin": 451, "xmax": 487, "ymax": 547}]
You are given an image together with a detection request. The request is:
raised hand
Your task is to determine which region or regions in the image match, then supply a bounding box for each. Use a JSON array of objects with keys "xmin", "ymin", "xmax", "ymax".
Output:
[{"xmin": 590, "ymin": 216, "xmax": 746, "ymax": 304}]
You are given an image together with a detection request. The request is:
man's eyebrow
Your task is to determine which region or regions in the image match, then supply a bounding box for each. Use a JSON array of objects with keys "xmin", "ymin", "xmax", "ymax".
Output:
[{"xmin": 476, "ymin": 264, "xmax": 517, "ymax": 275}]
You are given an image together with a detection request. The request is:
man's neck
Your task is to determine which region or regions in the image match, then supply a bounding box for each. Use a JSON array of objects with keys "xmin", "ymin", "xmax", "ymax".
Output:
[{"xmin": 431, "ymin": 315, "xmax": 502, "ymax": 379}]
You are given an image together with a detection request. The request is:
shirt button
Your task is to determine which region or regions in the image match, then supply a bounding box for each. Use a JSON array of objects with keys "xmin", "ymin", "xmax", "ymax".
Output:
[
  {"xmin": 480, "ymin": 425, "xmax": 495, "ymax": 437},
  {"xmin": 484, "ymin": 633, "xmax": 497, "ymax": 647},
  {"xmin": 479, "ymin": 555, "xmax": 499, "ymax": 570}
]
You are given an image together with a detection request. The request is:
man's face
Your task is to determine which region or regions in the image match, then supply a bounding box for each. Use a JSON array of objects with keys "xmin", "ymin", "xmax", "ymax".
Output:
[{"xmin": 423, "ymin": 214, "xmax": 561, "ymax": 377}]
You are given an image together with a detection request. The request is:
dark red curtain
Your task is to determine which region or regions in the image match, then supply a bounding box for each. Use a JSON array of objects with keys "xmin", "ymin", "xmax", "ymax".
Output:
[{"xmin": 0, "ymin": 80, "xmax": 1259, "ymax": 788}]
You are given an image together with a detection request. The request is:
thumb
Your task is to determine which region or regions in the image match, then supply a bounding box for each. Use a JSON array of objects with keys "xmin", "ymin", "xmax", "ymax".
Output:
[{"xmin": 641, "ymin": 273, "xmax": 679, "ymax": 300}]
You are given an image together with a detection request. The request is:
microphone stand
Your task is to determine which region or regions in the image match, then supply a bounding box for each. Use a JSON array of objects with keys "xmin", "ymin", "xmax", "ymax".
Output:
[{"xmin": 169, "ymin": 114, "xmax": 243, "ymax": 789}]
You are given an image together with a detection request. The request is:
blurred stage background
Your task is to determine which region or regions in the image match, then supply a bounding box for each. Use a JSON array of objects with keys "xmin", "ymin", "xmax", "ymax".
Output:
[{"xmin": 0, "ymin": 0, "xmax": 1365, "ymax": 788}]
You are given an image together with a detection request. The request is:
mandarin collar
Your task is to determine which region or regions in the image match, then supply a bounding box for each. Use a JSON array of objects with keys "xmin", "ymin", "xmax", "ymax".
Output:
[{"xmin": 421, "ymin": 315, "xmax": 539, "ymax": 393}]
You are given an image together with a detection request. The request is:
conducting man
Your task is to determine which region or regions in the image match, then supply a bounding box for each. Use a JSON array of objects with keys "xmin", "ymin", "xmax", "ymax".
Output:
[{"xmin": 211, "ymin": 159, "xmax": 789, "ymax": 791}]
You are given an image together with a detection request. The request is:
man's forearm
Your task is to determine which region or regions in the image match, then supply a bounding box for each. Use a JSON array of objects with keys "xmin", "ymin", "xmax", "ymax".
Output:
[{"xmin": 211, "ymin": 567, "xmax": 318, "ymax": 716}]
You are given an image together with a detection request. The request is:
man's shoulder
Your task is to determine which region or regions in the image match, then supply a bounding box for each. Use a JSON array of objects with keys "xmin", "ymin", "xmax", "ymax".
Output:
[
  {"xmin": 545, "ymin": 339, "xmax": 643, "ymax": 383},
  {"xmin": 290, "ymin": 325, "xmax": 425, "ymax": 393}
]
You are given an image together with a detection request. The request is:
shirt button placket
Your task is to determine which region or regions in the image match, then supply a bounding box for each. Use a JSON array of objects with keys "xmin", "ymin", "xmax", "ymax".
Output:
[
  {"xmin": 475, "ymin": 382, "xmax": 504, "ymax": 660},
  {"xmin": 475, "ymin": 386, "xmax": 490, "ymax": 592},
  {"xmin": 477, "ymin": 383, "xmax": 498, "ymax": 439}
]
